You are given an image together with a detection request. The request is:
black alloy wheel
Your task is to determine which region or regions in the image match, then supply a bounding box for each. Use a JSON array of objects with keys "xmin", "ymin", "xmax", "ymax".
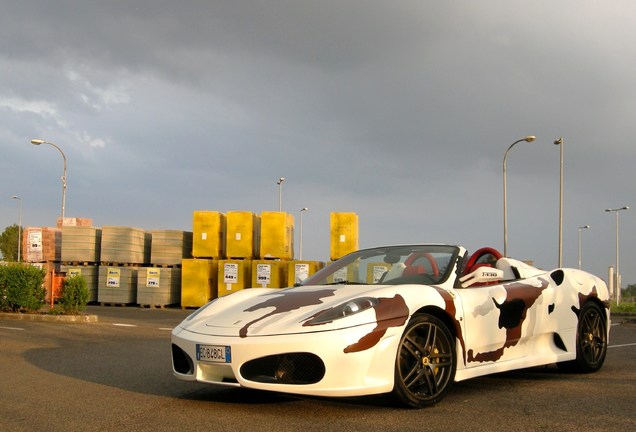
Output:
[
  {"xmin": 392, "ymin": 314, "xmax": 456, "ymax": 408},
  {"xmin": 558, "ymin": 301, "xmax": 608, "ymax": 373}
]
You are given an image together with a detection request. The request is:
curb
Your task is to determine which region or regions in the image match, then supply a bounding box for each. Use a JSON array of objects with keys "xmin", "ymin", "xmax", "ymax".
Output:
[
  {"xmin": 613, "ymin": 314, "xmax": 636, "ymax": 324},
  {"xmin": 0, "ymin": 312, "xmax": 98, "ymax": 323}
]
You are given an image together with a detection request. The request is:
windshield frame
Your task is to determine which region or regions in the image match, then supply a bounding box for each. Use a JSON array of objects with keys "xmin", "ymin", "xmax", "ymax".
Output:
[{"xmin": 300, "ymin": 244, "xmax": 461, "ymax": 287}]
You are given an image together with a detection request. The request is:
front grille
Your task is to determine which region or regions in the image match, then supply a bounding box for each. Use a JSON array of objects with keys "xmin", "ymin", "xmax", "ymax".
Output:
[
  {"xmin": 240, "ymin": 353, "xmax": 325, "ymax": 385},
  {"xmin": 172, "ymin": 344, "xmax": 194, "ymax": 375}
]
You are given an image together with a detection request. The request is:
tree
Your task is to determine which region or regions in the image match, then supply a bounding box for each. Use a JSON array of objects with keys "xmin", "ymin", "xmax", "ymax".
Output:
[{"xmin": 0, "ymin": 225, "xmax": 21, "ymax": 262}]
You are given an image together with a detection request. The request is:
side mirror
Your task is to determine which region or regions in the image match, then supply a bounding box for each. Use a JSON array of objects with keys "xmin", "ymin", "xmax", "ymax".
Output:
[{"xmin": 460, "ymin": 266, "xmax": 504, "ymax": 288}]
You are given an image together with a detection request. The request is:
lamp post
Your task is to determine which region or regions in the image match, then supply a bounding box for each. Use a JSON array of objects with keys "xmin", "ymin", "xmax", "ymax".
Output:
[
  {"xmin": 277, "ymin": 177, "xmax": 285, "ymax": 212},
  {"xmin": 577, "ymin": 225, "xmax": 590, "ymax": 270},
  {"xmin": 605, "ymin": 206, "xmax": 629, "ymax": 305},
  {"xmin": 503, "ymin": 135, "xmax": 536, "ymax": 257},
  {"xmin": 299, "ymin": 207, "xmax": 308, "ymax": 260},
  {"xmin": 31, "ymin": 139, "xmax": 67, "ymax": 223},
  {"xmin": 11, "ymin": 195, "xmax": 22, "ymax": 263},
  {"xmin": 554, "ymin": 137, "xmax": 564, "ymax": 267}
]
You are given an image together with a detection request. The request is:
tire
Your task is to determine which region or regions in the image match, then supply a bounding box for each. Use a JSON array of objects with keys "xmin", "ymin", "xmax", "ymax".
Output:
[
  {"xmin": 391, "ymin": 314, "xmax": 456, "ymax": 408},
  {"xmin": 559, "ymin": 301, "xmax": 608, "ymax": 373}
]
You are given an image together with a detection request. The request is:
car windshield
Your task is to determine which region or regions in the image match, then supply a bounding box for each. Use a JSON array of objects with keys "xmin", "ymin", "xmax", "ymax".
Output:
[{"xmin": 300, "ymin": 245, "xmax": 460, "ymax": 286}]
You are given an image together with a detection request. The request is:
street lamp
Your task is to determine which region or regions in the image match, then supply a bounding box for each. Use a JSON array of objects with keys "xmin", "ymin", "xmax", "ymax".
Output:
[
  {"xmin": 554, "ymin": 137, "xmax": 564, "ymax": 267},
  {"xmin": 299, "ymin": 207, "xmax": 308, "ymax": 260},
  {"xmin": 577, "ymin": 225, "xmax": 590, "ymax": 270},
  {"xmin": 31, "ymin": 139, "xmax": 67, "ymax": 223},
  {"xmin": 277, "ymin": 177, "xmax": 285, "ymax": 212},
  {"xmin": 11, "ymin": 195, "xmax": 22, "ymax": 263},
  {"xmin": 503, "ymin": 135, "xmax": 536, "ymax": 256},
  {"xmin": 605, "ymin": 206, "xmax": 629, "ymax": 305}
]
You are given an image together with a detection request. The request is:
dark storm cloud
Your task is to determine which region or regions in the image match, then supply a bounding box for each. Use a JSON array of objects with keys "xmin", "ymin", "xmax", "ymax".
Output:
[{"xmin": 1, "ymin": 1, "xmax": 634, "ymax": 285}]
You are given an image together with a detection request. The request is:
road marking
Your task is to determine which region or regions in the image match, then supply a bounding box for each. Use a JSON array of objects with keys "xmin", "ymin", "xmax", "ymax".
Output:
[
  {"xmin": 159, "ymin": 327, "xmax": 173, "ymax": 331},
  {"xmin": 112, "ymin": 323, "xmax": 137, "ymax": 327},
  {"xmin": 0, "ymin": 326, "xmax": 25, "ymax": 331},
  {"xmin": 608, "ymin": 342, "xmax": 636, "ymax": 349}
]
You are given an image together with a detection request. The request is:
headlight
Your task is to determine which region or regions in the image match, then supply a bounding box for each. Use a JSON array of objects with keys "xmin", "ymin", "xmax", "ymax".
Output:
[{"xmin": 307, "ymin": 297, "xmax": 378, "ymax": 325}]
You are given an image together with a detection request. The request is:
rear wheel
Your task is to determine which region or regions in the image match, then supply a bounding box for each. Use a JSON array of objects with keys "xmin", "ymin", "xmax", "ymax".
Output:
[
  {"xmin": 391, "ymin": 314, "xmax": 456, "ymax": 408},
  {"xmin": 559, "ymin": 301, "xmax": 607, "ymax": 373}
]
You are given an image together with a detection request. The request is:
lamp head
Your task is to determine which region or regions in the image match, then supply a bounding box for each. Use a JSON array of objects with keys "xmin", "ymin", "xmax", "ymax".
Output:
[
  {"xmin": 31, "ymin": 139, "xmax": 45, "ymax": 145},
  {"xmin": 524, "ymin": 136, "xmax": 536, "ymax": 142},
  {"xmin": 553, "ymin": 137, "xmax": 563, "ymax": 145},
  {"xmin": 301, "ymin": 207, "xmax": 308, "ymax": 212},
  {"xmin": 277, "ymin": 177, "xmax": 285, "ymax": 185}
]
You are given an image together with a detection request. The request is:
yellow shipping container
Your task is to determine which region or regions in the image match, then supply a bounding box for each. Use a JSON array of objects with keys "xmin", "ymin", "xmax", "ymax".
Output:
[
  {"xmin": 226, "ymin": 211, "xmax": 260, "ymax": 259},
  {"xmin": 218, "ymin": 259, "xmax": 252, "ymax": 297},
  {"xmin": 192, "ymin": 211, "xmax": 226, "ymax": 258},
  {"xmin": 181, "ymin": 258, "xmax": 218, "ymax": 308},
  {"xmin": 251, "ymin": 260, "xmax": 289, "ymax": 288},
  {"xmin": 259, "ymin": 211, "xmax": 294, "ymax": 260},
  {"xmin": 287, "ymin": 260, "xmax": 324, "ymax": 286},
  {"xmin": 330, "ymin": 212, "xmax": 359, "ymax": 261}
]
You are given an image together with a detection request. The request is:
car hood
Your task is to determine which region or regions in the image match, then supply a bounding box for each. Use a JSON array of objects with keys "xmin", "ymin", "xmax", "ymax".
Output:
[{"xmin": 178, "ymin": 284, "xmax": 412, "ymax": 337}]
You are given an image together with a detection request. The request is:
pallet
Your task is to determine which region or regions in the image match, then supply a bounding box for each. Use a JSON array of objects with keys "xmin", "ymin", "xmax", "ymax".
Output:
[
  {"xmin": 139, "ymin": 304, "xmax": 175, "ymax": 309},
  {"xmin": 100, "ymin": 262, "xmax": 143, "ymax": 267},
  {"xmin": 147, "ymin": 263, "xmax": 182, "ymax": 268},
  {"xmin": 61, "ymin": 261, "xmax": 98, "ymax": 266},
  {"xmin": 99, "ymin": 302, "xmax": 134, "ymax": 307}
]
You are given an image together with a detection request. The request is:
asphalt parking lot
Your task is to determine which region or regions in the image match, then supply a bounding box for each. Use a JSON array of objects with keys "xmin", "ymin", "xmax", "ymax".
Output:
[{"xmin": 1, "ymin": 306, "xmax": 635, "ymax": 432}]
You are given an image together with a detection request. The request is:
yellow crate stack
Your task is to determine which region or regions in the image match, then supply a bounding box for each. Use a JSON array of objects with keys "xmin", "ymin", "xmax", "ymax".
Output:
[
  {"xmin": 366, "ymin": 262, "xmax": 392, "ymax": 284},
  {"xmin": 181, "ymin": 258, "xmax": 218, "ymax": 308},
  {"xmin": 330, "ymin": 212, "xmax": 359, "ymax": 261},
  {"xmin": 226, "ymin": 211, "xmax": 260, "ymax": 259},
  {"xmin": 287, "ymin": 261, "xmax": 324, "ymax": 286},
  {"xmin": 251, "ymin": 260, "xmax": 289, "ymax": 288},
  {"xmin": 192, "ymin": 211, "xmax": 226, "ymax": 259},
  {"xmin": 218, "ymin": 259, "xmax": 252, "ymax": 297},
  {"xmin": 259, "ymin": 211, "xmax": 294, "ymax": 260}
]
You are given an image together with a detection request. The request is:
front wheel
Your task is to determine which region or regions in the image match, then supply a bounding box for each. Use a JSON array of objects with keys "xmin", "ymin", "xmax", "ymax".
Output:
[
  {"xmin": 559, "ymin": 301, "xmax": 608, "ymax": 373},
  {"xmin": 391, "ymin": 314, "xmax": 456, "ymax": 408}
]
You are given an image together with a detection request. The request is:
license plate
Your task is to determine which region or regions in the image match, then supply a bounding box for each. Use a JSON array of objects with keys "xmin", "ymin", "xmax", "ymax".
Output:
[{"xmin": 196, "ymin": 344, "xmax": 231, "ymax": 363}]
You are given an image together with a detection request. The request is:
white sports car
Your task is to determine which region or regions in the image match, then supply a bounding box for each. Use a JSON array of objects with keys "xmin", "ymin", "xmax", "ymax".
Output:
[{"xmin": 171, "ymin": 244, "xmax": 610, "ymax": 408}]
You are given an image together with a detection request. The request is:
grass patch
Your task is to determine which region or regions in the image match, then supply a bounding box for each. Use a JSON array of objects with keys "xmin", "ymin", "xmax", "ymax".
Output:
[{"xmin": 610, "ymin": 300, "xmax": 636, "ymax": 314}]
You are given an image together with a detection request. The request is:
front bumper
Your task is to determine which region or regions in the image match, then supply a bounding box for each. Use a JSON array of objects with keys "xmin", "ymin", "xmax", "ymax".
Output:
[{"xmin": 171, "ymin": 323, "xmax": 403, "ymax": 397}]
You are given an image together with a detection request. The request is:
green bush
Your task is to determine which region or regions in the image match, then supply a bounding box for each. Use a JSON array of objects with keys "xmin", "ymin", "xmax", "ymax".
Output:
[
  {"xmin": 59, "ymin": 275, "xmax": 89, "ymax": 314},
  {"xmin": 0, "ymin": 264, "xmax": 46, "ymax": 312}
]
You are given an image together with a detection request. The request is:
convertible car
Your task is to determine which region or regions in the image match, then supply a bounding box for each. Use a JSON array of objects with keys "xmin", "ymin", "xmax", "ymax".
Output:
[{"xmin": 171, "ymin": 244, "xmax": 610, "ymax": 408}]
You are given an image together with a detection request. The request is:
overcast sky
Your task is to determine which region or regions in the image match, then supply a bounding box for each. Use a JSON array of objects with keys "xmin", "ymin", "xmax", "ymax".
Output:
[{"xmin": 1, "ymin": 1, "xmax": 634, "ymax": 286}]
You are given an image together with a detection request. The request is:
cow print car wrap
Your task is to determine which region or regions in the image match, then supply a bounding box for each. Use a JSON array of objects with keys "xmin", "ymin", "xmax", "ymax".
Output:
[{"xmin": 171, "ymin": 244, "xmax": 610, "ymax": 408}]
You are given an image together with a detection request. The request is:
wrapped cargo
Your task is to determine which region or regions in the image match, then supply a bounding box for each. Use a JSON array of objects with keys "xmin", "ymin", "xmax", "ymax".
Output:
[
  {"xmin": 329, "ymin": 212, "xmax": 359, "ymax": 261},
  {"xmin": 259, "ymin": 211, "xmax": 294, "ymax": 260},
  {"xmin": 192, "ymin": 211, "xmax": 226, "ymax": 258},
  {"xmin": 181, "ymin": 258, "xmax": 218, "ymax": 308},
  {"xmin": 226, "ymin": 211, "xmax": 259, "ymax": 259},
  {"xmin": 218, "ymin": 259, "xmax": 251, "ymax": 297}
]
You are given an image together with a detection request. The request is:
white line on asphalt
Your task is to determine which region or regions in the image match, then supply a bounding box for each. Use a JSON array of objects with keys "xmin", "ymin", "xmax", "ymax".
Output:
[
  {"xmin": 0, "ymin": 326, "xmax": 25, "ymax": 331},
  {"xmin": 112, "ymin": 323, "xmax": 137, "ymax": 327},
  {"xmin": 608, "ymin": 342, "xmax": 636, "ymax": 349}
]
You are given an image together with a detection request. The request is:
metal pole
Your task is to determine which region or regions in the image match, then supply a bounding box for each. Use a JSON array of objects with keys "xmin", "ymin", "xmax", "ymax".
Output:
[
  {"xmin": 606, "ymin": 206, "xmax": 629, "ymax": 305},
  {"xmin": 578, "ymin": 225, "xmax": 589, "ymax": 270},
  {"xmin": 299, "ymin": 207, "xmax": 308, "ymax": 260},
  {"xmin": 554, "ymin": 138, "xmax": 564, "ymax": 267},
  {"xmin": 277, "ymin": 177, "xmax": 285, "ymax": 212},
  {"xmin": 31, "ymin": 139, "xmax": 67, "ymax": 223},
  {"xmin": 503, "ymin": 136, "xmax": 536, "ymax": 257},
  {"xmin": 11, "ymin": 195, "xmax": 22, "ymax": 263}
]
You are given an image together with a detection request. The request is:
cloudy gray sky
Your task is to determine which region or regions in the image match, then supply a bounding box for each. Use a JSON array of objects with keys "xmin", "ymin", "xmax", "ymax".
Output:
[{"xmin": 1, "ymin": 1, "xmax": 635, "ymax": 286}]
